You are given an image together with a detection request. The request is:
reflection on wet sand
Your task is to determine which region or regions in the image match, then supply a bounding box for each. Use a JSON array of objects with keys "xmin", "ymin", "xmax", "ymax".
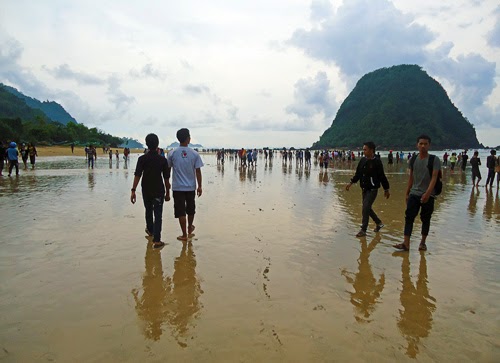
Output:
[
  {"xmin": 131, "ymin": 242, "xmax": 202, "ymax": 346},
  {"xmin": 483, "ymin": 188, "xmax": 500, "ymax": 221},
  {"xmin": 341, "ymin": 235, "xmax": 385, "ymax": 322},
  {"xmin": 166, "ymin": 242, "xmax": 203, "ymax": 347},
  {"xmin": 395, "ymin": 252, "xmax": 436, "ymax": 358},
  {"xmin": 87, "ymin": 171, "xmax": 95, "ymax": 189},
  {"xmin": 132, "ymin": 244, "xmax": 169, "ymax": 341},
  {"xmin": 468, "ymin": 186, "xmax": 480, "ymax": 217}
]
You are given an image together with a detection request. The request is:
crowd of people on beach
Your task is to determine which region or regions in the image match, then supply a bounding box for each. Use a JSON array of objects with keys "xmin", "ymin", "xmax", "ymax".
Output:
[
  {"xmin": 2, "ymin": 134, "xmax": 499, "ymax": 253},
  {"xmin": 0, "ymin": 141, "xmax": 38, "ymax": 176},
  {"xmin": 123, "ymin": 130, "xmax": 500, "ymax": 253},
  {"xmin": 82, "ymin": 145, "xmax": 131, "ymax": 169}
]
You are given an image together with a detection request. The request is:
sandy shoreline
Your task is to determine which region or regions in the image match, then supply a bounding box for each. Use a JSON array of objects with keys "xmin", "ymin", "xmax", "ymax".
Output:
[{"xmin": 36, "ymin": 146, "xmax": 144, "ymax": 157}]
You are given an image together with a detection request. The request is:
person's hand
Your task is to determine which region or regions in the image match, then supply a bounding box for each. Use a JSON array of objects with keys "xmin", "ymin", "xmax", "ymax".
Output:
[
  {"xmin": 131, "ymin": 191, "xmax": 136, "ymax": 204},
  {"xmin": 384, "ymin": 190, "xmax": 390, "ymax": 199},
  {"xmin": 165, "ymin": 191, "xmax": 170, "ymax": 202},
  {"xmin": 421, "ymin": 192, "xmax": 430, "ymax": 203},
  {"xmin": 345, "ymin": 183, "xmax": 352, "ymax": 191},
  {"xmin": 197, "ymin": 187, "xmax": 202, "ymax": 197}
]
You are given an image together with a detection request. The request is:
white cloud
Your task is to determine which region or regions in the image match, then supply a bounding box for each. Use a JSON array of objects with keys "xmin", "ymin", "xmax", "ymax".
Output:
[
  {"xmin": 286, "ymin": 71, "xmax": 337, "ymax": 121},
  {"xmin": 0, "ymin": 1, "xmax": 499, "ymax": 147}
]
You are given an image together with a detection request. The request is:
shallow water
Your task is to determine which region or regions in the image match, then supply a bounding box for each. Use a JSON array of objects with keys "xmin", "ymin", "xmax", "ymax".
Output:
[{"xmin": 0, "ymin": 152, "xmax": 499, "ymax": 362}]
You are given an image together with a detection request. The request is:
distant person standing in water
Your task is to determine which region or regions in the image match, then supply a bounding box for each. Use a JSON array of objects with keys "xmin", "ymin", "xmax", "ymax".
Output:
[
  {"xmin": 469, "ymin": 151, "xmax": 481, "ymax": 187},
  {"xmin": 449, "ymin": 152, "xmax": 457, "ymax": 172},
  {"xmin": 131, "ymin": 133, "xmax": 170, "ymax": 248},
  {"xmin": 485, "ymin": 150, "xmax": 497, "ymax": 188},
  {"xmin": 496, "ymin": 154, "xmax": 500, "ymax": 189},
  {"xmin": 0, "ymin": 141, "xmax": 6, "ymax": 176},
  {"xmin": 7, "ymin": 142, "xmax": 20, "ymax": 176},
  {"xmin": 28, "ymin": 143, "xmax": 38, "ymax": 169},
  {"xmin": 461, "ymin": 151, "xmax": 468, "ymax": 172},
  {"xmin": 346, "ymin": 141, "xmax": 390, "ymax": 238},
  {"xmin": 394, "ymin": 135, "xmax": 441, "ymax": 252},
  {"xmin": 167, "ymin": 128, "xmax": 204, "ymax": 242}
]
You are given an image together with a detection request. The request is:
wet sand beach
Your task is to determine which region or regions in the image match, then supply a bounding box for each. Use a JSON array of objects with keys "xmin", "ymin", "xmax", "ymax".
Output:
[{"xmin": 0, "ymin": 152, "xmax": 499, "ymax": 362}]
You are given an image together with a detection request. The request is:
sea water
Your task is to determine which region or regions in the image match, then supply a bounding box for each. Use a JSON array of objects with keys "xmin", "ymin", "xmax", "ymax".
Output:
[{"xmin": 0, "ymin": 151, "xmax": 498, "ymax": 362}]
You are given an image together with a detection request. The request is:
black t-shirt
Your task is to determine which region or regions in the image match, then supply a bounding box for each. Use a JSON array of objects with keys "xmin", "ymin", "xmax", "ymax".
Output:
[
  {"xmin": 134, "ymin": 151, "xmax": 170, "ymax": 198},
  {"xmin": 470, "ymin": 157, "xmax": 480, "ymax": 171}
]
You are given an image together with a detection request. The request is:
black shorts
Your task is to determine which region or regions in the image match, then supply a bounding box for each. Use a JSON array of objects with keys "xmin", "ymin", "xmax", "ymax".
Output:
[{"xmin": 173, "ymin": 190, "xmax": 196, "ymax": 218}]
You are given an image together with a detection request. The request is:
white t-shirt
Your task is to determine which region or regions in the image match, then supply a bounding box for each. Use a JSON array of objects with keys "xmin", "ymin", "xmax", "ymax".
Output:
[{"xmin": 167, "ymin": 147, "xmax": 204, "ymax": 191}]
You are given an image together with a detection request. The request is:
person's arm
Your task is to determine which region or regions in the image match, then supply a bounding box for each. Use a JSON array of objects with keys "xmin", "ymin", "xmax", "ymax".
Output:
[
  {"xmin": 405, "ymin": 169, "xmax": 414, "ymax": 204},
  {"xmin": 346, "ymin": 159, "xmax": 363, "ymax": 191},
  {"xmin": 130, "ymin": 175, "xmax": 141, "ymax": 204},
  {"xmin": 163, "ymin": 162, "xmax": 171, "ymax": 202},
  {"xmin": 421, "ymin": 169, "xmax": 438, "ymax": 203},
  {"xmin": 377, "ymin": 160, "xmax": 390, "ymax": 199},
  {"xmin": 196, "ymin": 168, "xmax": 202, "ymax": 197},
  {"xmin": 421, "ymin": 157, "xmax": 440, "ymax": 203}
]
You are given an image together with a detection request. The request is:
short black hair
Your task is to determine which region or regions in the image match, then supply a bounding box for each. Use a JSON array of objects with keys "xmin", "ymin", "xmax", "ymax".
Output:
[
  {"xmin": 491, "ymin": 149, "xmax": 497, "ymax": 155},
  {"xmin": 176, "ymin": 128, "xmax": 190, "ymax": 143},
  {"xmin": 145, "ymin": 133, "xmax": 159, "ymax": 150},
  {"xmin": 363, "ymin": 141, "xmax": 376, "ymax": 151},
  {"xmin": 416, "ymin": 134, "xmax": 431, "ymax": 143}
]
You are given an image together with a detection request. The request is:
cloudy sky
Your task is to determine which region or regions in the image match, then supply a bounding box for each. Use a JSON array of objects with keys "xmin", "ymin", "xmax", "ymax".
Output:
[{"xmin": 1, "ymin": 0, "xmax": 499, "ymax": 148}]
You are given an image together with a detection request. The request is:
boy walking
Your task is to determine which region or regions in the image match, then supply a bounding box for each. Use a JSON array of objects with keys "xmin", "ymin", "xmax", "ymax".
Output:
[
  {"xmin": 469, "ymin": 151, "xmax": 481, "ymax": 187},
  {"xmin": 346, "ymin": 141, "xmax": 390, "ymax": 237},
  {"xmin": 131, "ymin": 134, "xmax": 170, "ymax": 248},
  {"xmin": 167, "ymin": 128, "xmax": 203, "ymax": 241},
  {"xmin": 394, "ymin": 135, "xmax": 441, "ymax": 252}
]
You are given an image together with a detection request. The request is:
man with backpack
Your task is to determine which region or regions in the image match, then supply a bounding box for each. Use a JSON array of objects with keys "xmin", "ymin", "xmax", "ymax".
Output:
[{"xmin": 394, "ymin": 135, "xmax": 441, "ymax": 252}]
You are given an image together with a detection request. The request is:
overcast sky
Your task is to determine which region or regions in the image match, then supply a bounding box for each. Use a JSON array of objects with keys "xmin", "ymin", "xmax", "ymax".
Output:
[{"xmin": 1, "ymin": 0, "xmax": 499, "ymax": 148}]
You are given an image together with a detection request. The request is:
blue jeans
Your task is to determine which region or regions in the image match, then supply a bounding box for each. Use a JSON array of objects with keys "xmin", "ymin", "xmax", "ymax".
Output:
[
  {"xmin": 143, "ymin": 195, "xmax": 164, "ymax": 242},
  {"xmin": 404, "ymin": 194, "xmax": 434, "ymax": 237}
]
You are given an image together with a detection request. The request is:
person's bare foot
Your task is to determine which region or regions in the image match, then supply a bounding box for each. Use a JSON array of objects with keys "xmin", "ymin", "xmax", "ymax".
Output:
[
  {"xmin": 188, "ymin": 225, "xmax": 196, "ymax": 237},
  {"xmin": 177, "ymin": 235, "xmax": 188, "ymax": 241}
]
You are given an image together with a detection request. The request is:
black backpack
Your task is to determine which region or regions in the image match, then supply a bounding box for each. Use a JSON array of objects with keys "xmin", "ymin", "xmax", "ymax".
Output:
[{"xmin": 410, "ymin": 154, "xmax": 443, "ymax": 195}]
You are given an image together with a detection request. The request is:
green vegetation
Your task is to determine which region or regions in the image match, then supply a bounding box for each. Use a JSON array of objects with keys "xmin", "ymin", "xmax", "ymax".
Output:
[
  {"xmin": 313, "ymin": 65, "xmax": 481, "ymax": 149},
  {"xmin": 2, "ymin": 84, "xmax": 77, "ymax": 124},
  {"xmin": 0, "ymin": 84, "xmax": 134, "ymax": 147}
]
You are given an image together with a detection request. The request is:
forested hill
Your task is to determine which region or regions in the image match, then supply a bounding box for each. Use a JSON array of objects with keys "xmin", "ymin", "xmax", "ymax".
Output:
[
  {"xmin": 313, "ymin": 65, "xmax": 481, "ymax": 149},
  {"xmin": 1, "ymin": 83, "xmax": 77, "ymax": 125}
]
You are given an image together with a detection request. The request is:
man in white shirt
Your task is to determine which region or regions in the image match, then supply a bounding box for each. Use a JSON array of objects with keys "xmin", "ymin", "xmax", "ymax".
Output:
[{"xmin": 167, "ymin": 128, "xmax": 204, "ymax": 241}]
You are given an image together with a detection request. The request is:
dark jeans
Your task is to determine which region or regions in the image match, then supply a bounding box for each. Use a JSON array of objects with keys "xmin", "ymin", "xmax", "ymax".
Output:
[
  {"xmin": 8, "ymin": 160, "xmax": 19, "ymax": 175},
  {"xmin": 404, "ymin": 194, "xmax": 435, "ymax": 237},
  {"xmin": 361, "ymin": 189, "xmax": 382, "ymax": 231},
  {"xmin": 485, "ymin": 168, "xmax": 495, "ymax": 186},
  {"xmin": 88, "ymin": 157, "xmax": 94, "ymax": 168},
  {"xmin": 143, "ymin": 195, "xmax": 164, "ymax": 242}
]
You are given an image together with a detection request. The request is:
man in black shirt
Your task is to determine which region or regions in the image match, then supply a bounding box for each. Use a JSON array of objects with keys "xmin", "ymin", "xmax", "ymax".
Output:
[
  {"xmin": 346, "ymin": 141, "xmax": 390, "ymax": 237},
  {"xmin": 485, "ymin": 149, "xmax": 497, "ymax": 188},
  {"xmin": 131, "ymin": 134, "xmax": 170, "ymax": 247}
]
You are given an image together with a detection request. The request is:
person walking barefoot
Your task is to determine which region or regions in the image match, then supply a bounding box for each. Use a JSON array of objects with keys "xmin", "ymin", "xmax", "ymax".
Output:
[{"xmin": 167, "ymin": 128, "xmax": 204, "ymax": 242}]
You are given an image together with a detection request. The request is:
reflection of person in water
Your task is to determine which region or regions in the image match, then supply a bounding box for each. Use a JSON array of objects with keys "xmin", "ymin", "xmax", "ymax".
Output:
[
  {"xmin": 165, "ymin": 242, "xmax": 203, "ymax": 345},
  {"xmin": 396, "ymin": 252, "xmax": 436, "ymax": 358},
  {"xmin": 132, "ymin": 244, "xmax": 169, "ymax": 341},
  {"xmin": 483, "ymin": 187, "xmax": 496, "ymax": 221},
  {"xmin": 467, "ymin": 186, "xmax": 480, "ymax": 217},
  {"xmin": 341, "ymin": 235, "xmax": 385, "ymax": 322}
]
